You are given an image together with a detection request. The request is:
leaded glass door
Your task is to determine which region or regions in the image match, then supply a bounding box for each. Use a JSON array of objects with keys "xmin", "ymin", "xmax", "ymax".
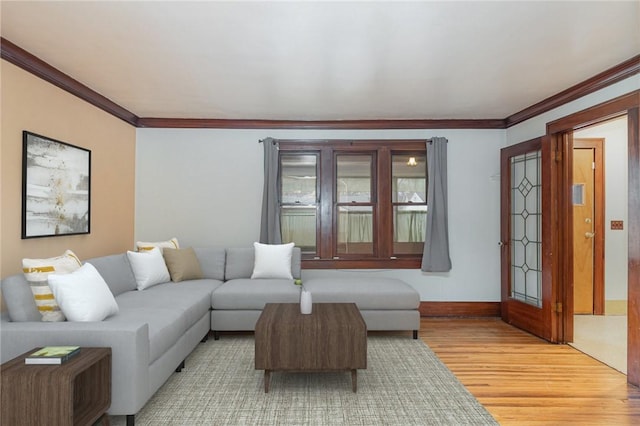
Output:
[{"xmin": 500, "ymin": 137, "xmax": 559, "ymax": 343}]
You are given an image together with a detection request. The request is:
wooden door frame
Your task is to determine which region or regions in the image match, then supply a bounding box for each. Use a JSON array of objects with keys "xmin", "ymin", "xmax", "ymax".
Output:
[
  {"xmin": 573, "ymin": 138, "xmax": 605, "ymax": 315},
  {"xmin": 546, "ymin": 90, "xmax": 640, "ymax": 386}
]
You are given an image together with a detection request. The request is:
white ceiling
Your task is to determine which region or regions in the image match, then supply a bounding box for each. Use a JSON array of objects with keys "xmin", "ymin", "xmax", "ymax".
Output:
[{"xmin": 1, "ymin": 1, "xmax": 639, "ymax": 121}]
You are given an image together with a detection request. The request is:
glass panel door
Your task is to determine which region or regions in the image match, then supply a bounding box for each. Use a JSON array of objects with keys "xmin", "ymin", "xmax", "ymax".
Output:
[
  {"xmin": 500, "ymin": 136, "xmax": 558, "ymax": 343},
  {"xmin": 510, "ymin": 151, "xmax": 542, "ymax": 307}
]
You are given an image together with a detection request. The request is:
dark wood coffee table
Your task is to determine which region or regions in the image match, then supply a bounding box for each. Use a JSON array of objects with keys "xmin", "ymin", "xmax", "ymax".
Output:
[{"xmin": 255, "ymin": 302, "xmax": 367, "ymax": 393}]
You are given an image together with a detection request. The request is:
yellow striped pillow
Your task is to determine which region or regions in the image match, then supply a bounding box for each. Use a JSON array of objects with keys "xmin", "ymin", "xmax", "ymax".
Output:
[
  {"xmin": 136, "ymin": 237, "xmax": 179, "ymax": 253},
  {"xmin": 22, "ymin": 250, "xmax": 82, "ymax": 322}
]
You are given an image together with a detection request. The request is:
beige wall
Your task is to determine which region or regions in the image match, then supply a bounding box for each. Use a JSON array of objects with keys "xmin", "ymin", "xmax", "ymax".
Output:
[{"xmin": 1, "ymin": 60, "xmax": 136, "ymax": 278}]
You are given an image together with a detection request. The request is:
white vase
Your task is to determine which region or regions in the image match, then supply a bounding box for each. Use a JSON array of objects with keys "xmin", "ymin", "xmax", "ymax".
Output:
[{"xmin": 300, "ymin": 288, "xmax": 312, "ymax": 314}]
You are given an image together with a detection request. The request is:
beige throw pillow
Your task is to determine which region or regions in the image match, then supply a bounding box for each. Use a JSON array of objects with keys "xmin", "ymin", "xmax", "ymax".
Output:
[
  {"xmin": 163, "ymin": 247, "xmax": 204, "ymax": 282},
  {"xmin": 22, "ymin": 250, "xmax": 82, "ymax": 322}
]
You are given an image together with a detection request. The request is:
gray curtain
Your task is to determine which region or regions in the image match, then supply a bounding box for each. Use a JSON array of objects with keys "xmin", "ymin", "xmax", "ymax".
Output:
[
  {"xmin": 259, "ymin": 138, "xmax": 282, "ymax": 244},
  {"xmin": 421, "ymin": 137, "xmax": 452, "ymax": 272}
]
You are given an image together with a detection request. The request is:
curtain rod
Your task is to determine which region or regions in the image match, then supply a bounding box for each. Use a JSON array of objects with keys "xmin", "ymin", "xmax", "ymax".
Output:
[{"xmin": 260, "ymin": 138, "xmax": 443, "ymax": 144}]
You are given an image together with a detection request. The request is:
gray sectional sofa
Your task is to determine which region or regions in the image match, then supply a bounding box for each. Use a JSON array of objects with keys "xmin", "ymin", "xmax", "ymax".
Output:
[{"xmin": 0, "ymin": 246, "xmax": 420, "ymax": 425}]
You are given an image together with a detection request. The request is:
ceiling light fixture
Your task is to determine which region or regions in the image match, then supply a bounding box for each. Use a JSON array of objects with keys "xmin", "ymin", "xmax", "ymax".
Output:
[{"xmin": 407, "ymin": 157, "xmax": 417, "ymax": 167}]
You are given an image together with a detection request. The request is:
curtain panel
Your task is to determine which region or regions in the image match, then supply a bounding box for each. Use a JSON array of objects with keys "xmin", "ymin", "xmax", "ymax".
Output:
[
  {"xmin": 259, "ymin": 138, "xmax": 282, "ymax": 244},
  {"xmin": 421, "ymin": 137, "xmax": 452, "ymax": 272}
]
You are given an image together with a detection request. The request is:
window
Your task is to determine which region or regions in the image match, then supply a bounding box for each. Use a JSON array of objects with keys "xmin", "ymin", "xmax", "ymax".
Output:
[
  {"xmin": 392, "ymin": 154, "xmax": 427, "ymax": 255},
  {"xmin": 336, "ymin": 153, "xmax": 375, "ymax": 255},
  {"xmin": 280, "ymin": 153, "xmax": 317, "ymax": 252},
  {"xmin": 279, "ymin": 140, "xmax": 426, "ymax": 269}
]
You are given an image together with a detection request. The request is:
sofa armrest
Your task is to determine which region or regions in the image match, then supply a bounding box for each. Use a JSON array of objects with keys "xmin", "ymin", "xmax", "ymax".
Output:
[{"xmin": 0, "ymin": 319, "xmax": 150, "ymax": 415}]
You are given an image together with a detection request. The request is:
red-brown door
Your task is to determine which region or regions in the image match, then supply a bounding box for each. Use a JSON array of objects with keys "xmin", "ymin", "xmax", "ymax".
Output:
[{"xmin": 500, "ymin": 136, "xmax": 560, "ymax": 342}]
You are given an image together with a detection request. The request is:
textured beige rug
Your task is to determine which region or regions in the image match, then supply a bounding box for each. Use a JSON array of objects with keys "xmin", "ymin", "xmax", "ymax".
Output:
[{"xmin": 111, "ymin": 335, "xmax": 496, "ymax": 425}]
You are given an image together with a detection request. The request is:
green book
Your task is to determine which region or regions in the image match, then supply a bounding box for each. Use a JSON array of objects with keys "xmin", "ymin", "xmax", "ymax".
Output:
[{"xmin": 24, "ymin": 346, "xmax": 81, "ymax": 365}]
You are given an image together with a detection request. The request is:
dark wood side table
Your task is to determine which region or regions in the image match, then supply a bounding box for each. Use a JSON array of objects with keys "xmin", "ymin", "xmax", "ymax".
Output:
[
  {"xmin": 255, "ymin": 303, "xmax": 367, "ymax": 393},
  {"xmin": 1, "ymin": 347, "xmax": 111, "ymax": 426}
]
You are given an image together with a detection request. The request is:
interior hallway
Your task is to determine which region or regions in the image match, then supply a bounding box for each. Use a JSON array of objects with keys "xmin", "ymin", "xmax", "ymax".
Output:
[{"xmin": 570, "ymin": 314, "xmax": 627, "ymax": 374}]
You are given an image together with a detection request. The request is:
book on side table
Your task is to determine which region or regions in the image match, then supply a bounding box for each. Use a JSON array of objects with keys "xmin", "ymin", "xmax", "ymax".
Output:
[{"xmin": 24, "ymin": 346, "xmax": 80, "ymax": 365}]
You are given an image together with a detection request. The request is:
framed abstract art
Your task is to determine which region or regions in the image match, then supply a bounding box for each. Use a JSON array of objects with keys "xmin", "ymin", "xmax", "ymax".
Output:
[{"xmin": 22, "ymin": 131, "xmax": 91, "ymax": 238}]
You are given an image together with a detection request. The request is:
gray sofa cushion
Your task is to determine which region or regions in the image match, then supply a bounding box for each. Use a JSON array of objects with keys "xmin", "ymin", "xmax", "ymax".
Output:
[
  {"xmin": 111, "ymin": 279, "xmax": 225, "ymax": 363},
  {"xmin": 106, "ymin": 304, "xmax": 186, "ymax": 364},
  {"xmin": 303, "ymin": 278, "xmax": 420, "ymax": 310},
  {"xmin": 116, "ymin": 280, "xmax": 221, "ymax": 328},
  {"xmin": 193, "ymin": 247, "xmax": 226, "ymax": 281},
  {"xmin": 225, "ymin": 247, "xmax": 301, "ymax": 280},
  {"xmin": 1, "ymin": 274, "xmax": 41, "ymax": 322},
  {"xmin": 86, "ymin": 254, "xmax": 137, "ymax": 297},
  {"xmin": 224, "ymin": 248, "xmax": 252, "ymax": 280},
  {"xmin": 212, "ymin": 279, "xmax": 301, "ymax": 310},
  {"xmin": 110, "ymin": 279, "xmax": 219, "ymax": 363}
]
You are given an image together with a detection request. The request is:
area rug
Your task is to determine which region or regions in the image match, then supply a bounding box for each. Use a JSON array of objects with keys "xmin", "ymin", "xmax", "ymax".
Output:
[{"xmin": 111, "ymin": 335, "xmax": 497, "ymax": 425}]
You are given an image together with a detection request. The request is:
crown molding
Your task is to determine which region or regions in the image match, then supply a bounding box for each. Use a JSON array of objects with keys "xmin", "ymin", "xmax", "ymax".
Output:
[
  {"xmin": 546, "ymin": 89, "xmax": 639, "ymax": 135},
  {"xmin": 505, "ymin": 54, "xmax": 640, "ymax": 128},
  {"xmin": 2, "ymin": 37, "xmax": 638, "ymax": 130},
  {"xmin": 1, "ymin": 37, "xmax": 139, "ymax": 127},
  {"xmin": 136, "ymin": 117, "xmax": 506, "ymax": 130}
]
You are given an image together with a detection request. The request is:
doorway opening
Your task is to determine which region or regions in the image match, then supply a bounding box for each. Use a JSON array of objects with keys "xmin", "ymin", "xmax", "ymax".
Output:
[
  {"xmin": 546, "ymin": 90, "xmax": 638, "ymax": 385},
  {"xmin": 569, "ymin": 117, "xmax": 628, "ymax": 374}
]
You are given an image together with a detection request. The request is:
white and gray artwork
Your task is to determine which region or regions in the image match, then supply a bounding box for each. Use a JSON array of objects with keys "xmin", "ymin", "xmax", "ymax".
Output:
[{"xmin": 22, "ymin": 132, "xmax": 90, "ymax": 238}]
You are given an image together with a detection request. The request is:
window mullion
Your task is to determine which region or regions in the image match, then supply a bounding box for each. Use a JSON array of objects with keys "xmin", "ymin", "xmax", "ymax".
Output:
[
  {"xmin": 377, "ymin": 147, "xmax": 392, "ymax": 259},
  {"xmin": 319, "ymin": 147, "xmax": 333, "ymax": 259}
]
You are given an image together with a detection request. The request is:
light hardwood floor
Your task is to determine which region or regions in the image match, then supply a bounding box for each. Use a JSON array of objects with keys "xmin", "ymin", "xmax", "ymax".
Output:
[{"xmin": 419, "ymin": 317, "xmax": 640, "ymax": 425}]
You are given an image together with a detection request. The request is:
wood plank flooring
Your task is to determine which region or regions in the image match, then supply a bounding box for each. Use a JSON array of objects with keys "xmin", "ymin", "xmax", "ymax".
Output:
[{"xmin": 419, "ymin": 317, "xmax": 640, "ymax": 425}]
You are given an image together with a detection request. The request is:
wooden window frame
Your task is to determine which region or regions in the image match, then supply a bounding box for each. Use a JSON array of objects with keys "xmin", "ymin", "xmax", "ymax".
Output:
[{"xmin": 278, "ymin": 139, "xmax": 426, "ymax": 269}]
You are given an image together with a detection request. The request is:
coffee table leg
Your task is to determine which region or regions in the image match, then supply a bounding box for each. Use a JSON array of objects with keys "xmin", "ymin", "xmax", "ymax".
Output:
[
  {"xmin": 351, "ymin": 369, "xmax": 357, "ymax": 393},
  {"xmin": 264, "ymin": 370, "xmax": 271, "ymax": 393}
]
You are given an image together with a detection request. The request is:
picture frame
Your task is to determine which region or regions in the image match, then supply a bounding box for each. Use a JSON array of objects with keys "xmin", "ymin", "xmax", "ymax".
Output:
[{"xmin": 22, "ymin": 131, "xmax": 91, "ymax": 239}]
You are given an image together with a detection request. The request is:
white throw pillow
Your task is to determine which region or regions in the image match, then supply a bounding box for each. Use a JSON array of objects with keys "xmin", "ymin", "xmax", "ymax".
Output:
[
  {"xmin": 136, "ymin": 237, "xmax": 179, "ymax": 252},
  {"xmin": 48, "ymin": 263, "xmax": 119, "ymax": 322},
  {"xmin": 251, "ymin": 242, "xmax": 294, "ymax": 279},
  {"xmin": 127, "ymin": 247, "xmax": 171, "ymax": 290}
]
